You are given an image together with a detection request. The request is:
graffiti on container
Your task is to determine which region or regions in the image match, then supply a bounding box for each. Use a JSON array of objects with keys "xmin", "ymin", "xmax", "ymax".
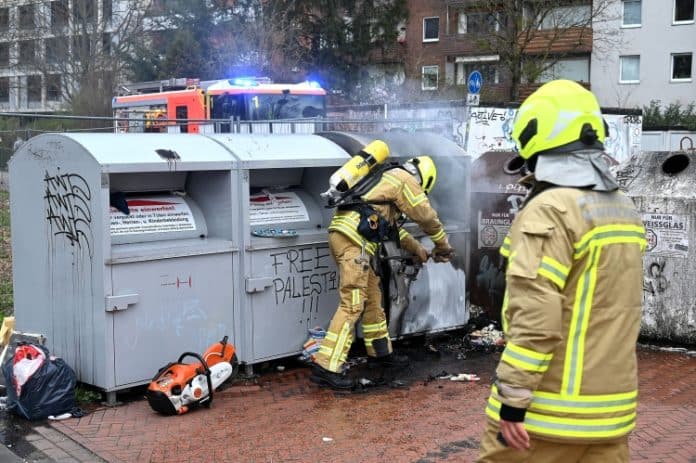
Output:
[
  {"xmin": 43, "ymin": 170, "xmax": 93, "ymax": 257},
  {"xmin": 614, "ymin": 156, "xmax": 641, "ymax": 189},
  {"xmin": 497, "ymin": 183, "xmax": 528, "ymax": 194},
  {"xmin": 125, "ymin": 298, "xmax": 223, "ymax": 350},
  {"xmin": 643, "ymin": 260, "xmax": 669, "ymax": 295},
  {"xmin": 507, "ymin": 194, "xmax": 525, "ymax": 217},
  {"xmin": 270, "ymin": 246, "xmax": 338, "ymax": 308},
  {"xmin": 623, "ymin": 115, "xmax": 641, "ymax": 124}
]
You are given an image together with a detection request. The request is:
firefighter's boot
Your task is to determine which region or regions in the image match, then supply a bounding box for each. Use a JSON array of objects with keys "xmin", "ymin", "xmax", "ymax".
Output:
[
  {"xmin": 368, "ymin": 337, "xmax": 410, "ymax": 370},
  {"xmin": 310, "ymin": 365, "xmax": 354, "ymax": 390},
  {"xmin": 371, "ymin": 352, "xmax": 410, "ymax": 369}
]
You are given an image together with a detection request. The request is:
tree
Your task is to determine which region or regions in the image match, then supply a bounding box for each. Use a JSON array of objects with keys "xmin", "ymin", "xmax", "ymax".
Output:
[
  {"xmin": 457, "ymin": 0, "xmax": 617, "ymax": 102},
  {"xmin": 282, "ymin": 0, "xmax": 409, "ymax": 100},
  {"xmin": 126, "ymin": 0, "xmax": 409, "ymax": 102},
  {"xmin": 126, "ymin": 0, "xmax": 230, "ymax": 81},
  {"xmin": 8, "ymin": 0, "xmax": 151, "ymax": 116},
  {"xmin": 642, "ymin": 100, "xmax": 696, "ymax": 131}
]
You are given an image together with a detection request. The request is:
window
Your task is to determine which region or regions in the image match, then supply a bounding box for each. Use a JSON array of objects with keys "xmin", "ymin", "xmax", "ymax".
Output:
[
  {"xmin": 541, "ymin": 5, "xmax": 591, "ymax": 29},
  {"xmin": 73, "ymin": 35, "xmax": 92, "ymax": 59},
  {"xmin": 102, "ymin": 33, "xmax": 112, "ymax": 55},
  {"xmin": 47, "ymin": 75, "xmax": 62, "ymax": 101},
  {"xmin": 422, "ymin": 65, "xmax": 439, "ymax": 90},
  {"xmin": 674, "ymin": 0, "xmax": 695, "ymax": 22},
  {"xmin": 73, "ymin": 0, "xmax": 96, "ymax": 24},
  {"xmin": 0, "ymin": 8, "xmax": 9, "ymax": 32},
  {"xmin": 619, "ymin": 55, "xmax": 640, "ymax": 82},
  {"xmin": 455, "ymin": 56, "xmax": 499, "ymax": 85},
  {"xmin": 423, "ymin": 17, "xmax": 439, "ymax": 42},
  {"xmin": 51, "ymin": 0, "xmax": 69, "ymax": 30},
  {"xmin": 540, "ymin": 57, "xmax": 590, "ymax": 82},
  {"xmin": 103, "ymin": 0, "xmax": 113, "ymax": 23},
  {"xmin": 147, "ymin": 0, "xmax": 184, "ymax": 16},
  {"xmin": 176, "ymin": 105, "xmax": 189, "ymax": 133},
  {"xmin": 0, "ymin": 77, "xmax": 9, "ymax": 103},
  {"xmin": 46, "ymin": 37, "xmax": 69, "ymax": 64},
  {"xmin": 622, "ymin": 0, "xmax": 642, "ymax": 27},
  {"xmin": 27, "ymin": 75, "xmax": 42, "ymax": 103},
  {"xmin": 19, "ymin": 4, "xmax": 35, "ymax": 29},
  {"xmin": 0, "ymin": 43, "xmax": 9, "ymax": 67},
  {"xmin": 672, "ymin": 53, "xmax": 693, "ymax": 80},
  {"xmin": 19, "ymin": 41, "xmax": 36, "ymax": 65},
  {"xmin": 460, "ymin": 12, "xmax": 499, "ymax": 34}
]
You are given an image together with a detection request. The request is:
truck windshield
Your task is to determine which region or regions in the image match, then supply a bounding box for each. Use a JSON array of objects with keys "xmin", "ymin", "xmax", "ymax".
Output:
[{"xmin": 247, "ymin": 94, "xmax": 326, "ymax": 120}]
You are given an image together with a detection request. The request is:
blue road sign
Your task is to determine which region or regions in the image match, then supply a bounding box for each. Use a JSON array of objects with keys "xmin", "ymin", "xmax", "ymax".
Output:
[{"xmin": 468, "ymin": 71, "xmax": 483, "ymax": 94}]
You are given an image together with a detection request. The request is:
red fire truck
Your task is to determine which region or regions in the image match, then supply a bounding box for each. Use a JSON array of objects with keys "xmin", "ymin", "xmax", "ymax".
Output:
[{"xmin": 112, "ymin": 77, "xmax": 327, "ymax": 134}]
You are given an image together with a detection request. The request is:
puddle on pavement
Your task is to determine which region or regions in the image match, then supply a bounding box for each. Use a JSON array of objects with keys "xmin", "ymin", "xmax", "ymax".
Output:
[{"xmin": 0, "ymin": 408, "xmax": 49, "ymax": 461}]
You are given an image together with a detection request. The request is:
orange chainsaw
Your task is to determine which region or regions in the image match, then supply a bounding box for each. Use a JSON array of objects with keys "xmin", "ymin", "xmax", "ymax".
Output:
[{"xmin": 146, "ymin": 336, "xmax": 237, "ymax": 415}]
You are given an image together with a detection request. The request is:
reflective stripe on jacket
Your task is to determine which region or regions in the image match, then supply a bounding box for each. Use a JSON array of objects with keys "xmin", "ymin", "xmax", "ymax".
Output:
[
  {"xmin": 329, "ymin": 168, "xmax": 447, "ymax": 254},
  {"xmin": 487, "ymin": 187, "xmax": 646, "ymax": 443}
]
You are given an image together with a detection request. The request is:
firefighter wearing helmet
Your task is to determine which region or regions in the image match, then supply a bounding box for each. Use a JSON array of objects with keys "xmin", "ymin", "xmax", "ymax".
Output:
[
  {"xmin": 311, "ymin": 141, "xmax": 453, "ymax": 390},
  {"xmin": 477, "ymin": 80, "xmax": 646, "ymax": 462}
]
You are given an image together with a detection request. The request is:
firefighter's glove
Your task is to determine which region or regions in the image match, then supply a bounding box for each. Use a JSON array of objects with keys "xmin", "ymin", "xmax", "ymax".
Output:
[
  {"xmin": 416, "ymin": 246, "xmax": 430, "ymax": 264},
  {"xmin": 432, "ymin": 244, "xmax": 454, "ymax": 263}
]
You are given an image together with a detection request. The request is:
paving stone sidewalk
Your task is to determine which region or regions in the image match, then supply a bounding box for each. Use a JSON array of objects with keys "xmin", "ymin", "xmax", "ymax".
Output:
[{"xmin": 15, "ymin": 347, "xmax": 696, "ymax": 463}]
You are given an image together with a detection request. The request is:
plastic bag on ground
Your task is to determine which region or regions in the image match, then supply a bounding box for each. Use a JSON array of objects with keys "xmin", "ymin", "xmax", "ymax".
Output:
[{"xmin": 2, "ymin": 344, "xmax": 77, "ymax": 421}]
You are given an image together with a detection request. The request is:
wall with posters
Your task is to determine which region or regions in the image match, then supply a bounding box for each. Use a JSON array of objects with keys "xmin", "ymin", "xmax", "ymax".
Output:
[
  {"xmin": 329, "ymin": 103, "xmax": 642, "ymax": 164},
  {"xmin": 464, "ymin": 107, "xmax": 642, "ymax": 164}
]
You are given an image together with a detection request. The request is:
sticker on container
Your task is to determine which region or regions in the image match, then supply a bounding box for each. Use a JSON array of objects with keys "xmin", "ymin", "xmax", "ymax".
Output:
[
  {"xmin": 250, "ymin": 191, "xmax": 309, "ymax": 226},
  {"xmin": 642, "ymin": 213, "xmax": 689, "ymax": 258},
  {"xmin": 478, "ymin": 210, "xmax": 513, "ymax": 248},
  {"xmin": 110, "ymin": 196, "xmax": 196, "ymax": 235}
]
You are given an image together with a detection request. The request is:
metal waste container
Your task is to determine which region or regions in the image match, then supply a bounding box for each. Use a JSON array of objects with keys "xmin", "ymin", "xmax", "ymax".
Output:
[
  {"xmin": 468, "ymin": 151, "xmax": 526, "ymax": 320},
  {"xmin": 10, "ymin": 133, "xmax": 239, "ymax": 394},
  {"xmin": 10, "ymin": 131, "xmax": 472, "ymax": 395},
  {"xmin": 207, "ymin": 134, "xmax": 348, "ymax": 364},
  {"xmin": 615, "ymin": 151, "xmax": 696, "ymax": 344}
]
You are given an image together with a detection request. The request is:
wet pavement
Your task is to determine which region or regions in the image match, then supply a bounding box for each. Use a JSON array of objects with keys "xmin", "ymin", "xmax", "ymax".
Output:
[{"xmin": 1, "ymin": 338, "xmax": 695, "ymax": 463}]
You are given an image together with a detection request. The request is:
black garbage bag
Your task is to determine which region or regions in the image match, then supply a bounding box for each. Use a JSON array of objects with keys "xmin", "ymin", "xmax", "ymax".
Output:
[{"xmin": 2, "ymin": 343, "xmax": 76, "ymax": 421}]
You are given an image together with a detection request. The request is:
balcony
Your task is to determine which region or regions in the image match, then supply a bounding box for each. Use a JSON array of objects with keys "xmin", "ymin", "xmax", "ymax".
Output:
[{"xmin": 524, "ymin": 27, "xmax": 593, "ymax": 55}]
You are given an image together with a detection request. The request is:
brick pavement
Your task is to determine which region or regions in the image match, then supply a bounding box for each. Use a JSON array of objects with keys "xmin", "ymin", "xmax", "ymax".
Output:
[{"xmin": 29, "ymin": 347, "xmax": 696, "ymax": 463}]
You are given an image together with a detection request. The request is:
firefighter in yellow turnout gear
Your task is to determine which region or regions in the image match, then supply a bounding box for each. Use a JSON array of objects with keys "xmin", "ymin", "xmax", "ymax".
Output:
[
  {"xmin": 311, "ymin": 143, "xmax": 453, "ymax": 390},
  {"xmin": 477, "ymin": 80, "xmax": 646, "ymax": 462}
]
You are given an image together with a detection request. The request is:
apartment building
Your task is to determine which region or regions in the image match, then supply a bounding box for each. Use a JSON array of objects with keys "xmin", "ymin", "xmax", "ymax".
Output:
[
  {"xmin": 591, "ymin": 0, "xmax": 695, "ymax": 108},
  {"xmin": 0, "ymin": 0, "xmax": 117, "ymax": 113},
  {"xmin": 403, "ymin": 0, "xmax": 594, "ymax": 102}
]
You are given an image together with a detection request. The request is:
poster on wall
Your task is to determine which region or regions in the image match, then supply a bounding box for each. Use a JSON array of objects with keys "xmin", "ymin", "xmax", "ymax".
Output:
[
  {"xmin": 465, "ymin": 107, "xmax": 517, "ymax": 159},
  {"xmin": 642, "ymin": 213, "xmax": 689, "ymax": 258},
  {"xmin": 111, "ymin": 196, "xmax": 196, "ymax": 235},
  {"xmin": 250, "ymin": 191, "xmax": 310, "ymax": 226},
  {"xmin": 604, "ymin": 114, "xmax": 642, "ymax": 165}
]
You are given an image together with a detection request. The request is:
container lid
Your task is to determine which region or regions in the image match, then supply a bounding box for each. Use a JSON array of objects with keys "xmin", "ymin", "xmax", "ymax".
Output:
[
  {"xmin": 60, "ymin": 133, "xmax": 235, "ymax": 172},
  {"xmin": 207, "ymin": 134, "xmax": 350, "ymax": 168}
]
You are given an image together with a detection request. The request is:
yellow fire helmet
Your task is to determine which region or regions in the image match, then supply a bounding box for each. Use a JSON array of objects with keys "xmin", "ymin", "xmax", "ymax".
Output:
[
  {"xmin": 405, "ymin": 155, "xmax": 437, "ymax": 194},
  {"xmin": 512, "ymin": 79, "xmax": 606, "ymax": 160}
]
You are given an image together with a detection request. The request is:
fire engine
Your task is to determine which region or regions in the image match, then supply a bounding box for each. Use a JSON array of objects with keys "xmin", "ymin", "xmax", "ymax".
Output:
[{"xmin": 112, "ymin": 77, "xmax": 327, "ymax": 134}]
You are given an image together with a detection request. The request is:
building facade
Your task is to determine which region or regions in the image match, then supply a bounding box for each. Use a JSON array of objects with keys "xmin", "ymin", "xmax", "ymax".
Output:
[
  {"xmin": 591, "ymin": 0, "xmax": 695, "ymax": 108},
  {"xmin": 401, "ymin": 0, "xmax": 596, "ymax": 102},
  {"xmin": 0, "ymin": 0, "xmax": 126, "ymax": 113}
]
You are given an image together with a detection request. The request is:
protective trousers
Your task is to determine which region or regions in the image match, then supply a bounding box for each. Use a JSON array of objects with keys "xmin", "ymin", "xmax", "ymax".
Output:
[
  {"xmin": 314, "ymin": 232, "xmax": 392, "ymax": 373},
  {"xmin": 477, "ymin": 422, "xmax": 629, "ymax": 463}
]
